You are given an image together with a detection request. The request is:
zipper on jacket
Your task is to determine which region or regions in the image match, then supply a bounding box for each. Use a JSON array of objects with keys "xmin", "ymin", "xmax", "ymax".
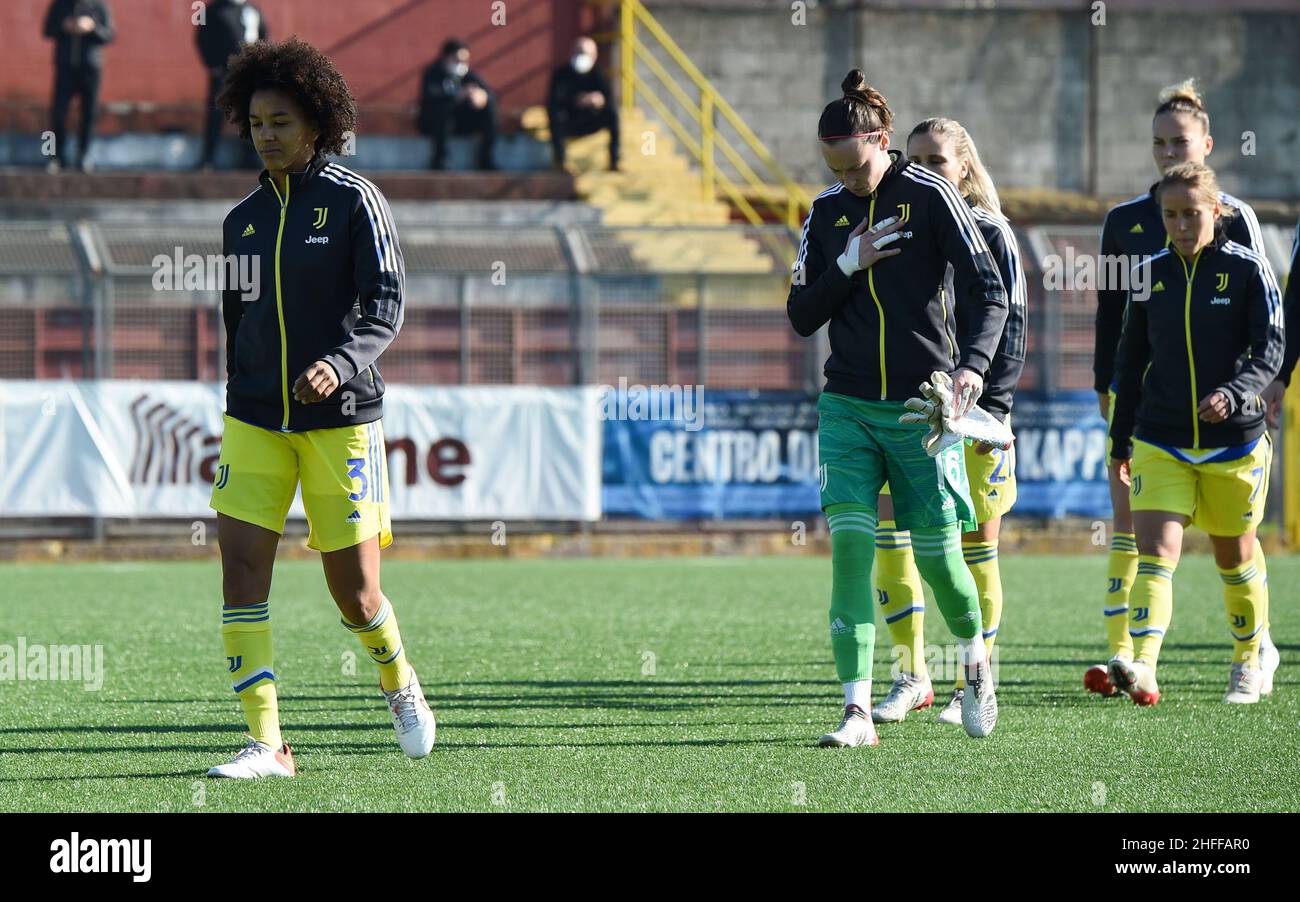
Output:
[
  {"xmin": 268, "ymin": 176, "xmax": 291, "ymax": 430},
  {"xmin": 1176, "ymin": 249, "xmax": 1202, "ymax": 448},
  {"xmin": 939, "ymin": 285, "xmax": 956, "ymax": 361},
  {"xmin": 865, "ymin": 194, "xmax": 888, "ymax": 399}
]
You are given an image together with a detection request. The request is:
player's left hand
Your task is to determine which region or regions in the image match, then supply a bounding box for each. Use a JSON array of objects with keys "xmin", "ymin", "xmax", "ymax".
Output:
[
  {"xmin": 974, "ymin": 441, "xmax": 996, "ymax": 455},
  {"xmin": 1111, "ymin": 457, "xmax": 1131, "ymax": 487},
  {"xmin": 293, "ymin": 360, "xmax": 340, "ymax": 403},
  {"xmin": 1260, "ymin": 379, "xmax": 1285, "ymax": 428},
  {"xmin": 1197, "ymin": 390, "xmax": 1231, "ymax": 424},
  {"xmin": 951, "ymin": 367, "xmax": 984, "ymax": 420}
]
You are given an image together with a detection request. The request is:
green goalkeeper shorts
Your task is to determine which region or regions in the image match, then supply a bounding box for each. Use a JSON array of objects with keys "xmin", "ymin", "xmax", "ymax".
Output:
[{"xmin": 817, "ymin": 391, "xmax": 976, "ymax": 532}]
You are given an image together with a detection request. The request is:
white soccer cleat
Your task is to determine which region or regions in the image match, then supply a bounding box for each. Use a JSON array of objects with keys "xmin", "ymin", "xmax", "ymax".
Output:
[
  {"xmin": 961, "ymin": 663, "xmax": 998, "ymax": 738},
  {"xmin": 1109, "ymin": 658, "xmax": 1161, "ymax": 706},
  {"xmin": 1259, "ymin": 634, "xmax": 1279, "ymax": 696},
  {"xmin": 871, "ymin": 673, "xmax": 935, "ymax": 723},
  {"xmin": 937, "ymin": 687, "xmax": 964, "ymax": 725},
  {"xmin": 818, "ymin": 705, "xmax": 879, "ymax": 748},
  {"xmin": 1224, "ymin": 663, "xmax": 1263, "ymax": 704},
  {"xmin": 383, "ymin": 671, "xmax": 436, "ymax": 758},
  {"xmin": 207, "ymin": 737, "xmax": 296, "ymax": 779}
]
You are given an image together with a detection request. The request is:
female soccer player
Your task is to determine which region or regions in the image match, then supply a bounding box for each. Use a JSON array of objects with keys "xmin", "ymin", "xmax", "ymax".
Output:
[
  {"xmin": 1108, "ymin": 162, "xmax": 1283, "ymax": 705},
  {"xmin": 788, "ymin": 70, "xmax": 1008, "ymax": 747},
  {"xmin": 870, "ymin": 118, "xmax": 1027, "ymax": 727},
  {"xmin": 1089, "ymin": 80, "xmax": 1275, "ymax": 696},
  {"xmin": 206, "ymin": 38, "xmax": 434, "ymax": 778},
  {"xmin": 1266, "ymin": 215, "xmax": 1300, "ymax": 420}
]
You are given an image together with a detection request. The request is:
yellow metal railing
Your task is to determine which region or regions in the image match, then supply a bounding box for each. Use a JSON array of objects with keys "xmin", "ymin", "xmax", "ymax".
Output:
[{"xmin": 615, "ymin": 0, "xmax": 811, "ymax": 246}]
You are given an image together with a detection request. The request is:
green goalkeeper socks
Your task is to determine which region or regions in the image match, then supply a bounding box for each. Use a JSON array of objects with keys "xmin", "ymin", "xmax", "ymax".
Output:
[
  {"xmin": 909, "ymin": 524, "xmax": 982, "ymax": 640},
  {"xmin": 826, "ymin": 504, "xmax": 878, "ymax": 684}
]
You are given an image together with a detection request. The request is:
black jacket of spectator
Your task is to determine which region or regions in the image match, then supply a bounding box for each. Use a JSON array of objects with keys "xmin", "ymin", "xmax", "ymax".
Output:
[
  {"xmin": 417, "ymin": 60, "xmax": 495, "ymax": 134},
  {"xmin": 196, "ymin": 0, "xmax": 268, "ymax": 71},
  {"xmin": 43, "ymin": 0, "xmax": 114, "ymax": 70},
  {"xmin": 547, "ymin": 64, "xmax": 611, "ymax": 121}
]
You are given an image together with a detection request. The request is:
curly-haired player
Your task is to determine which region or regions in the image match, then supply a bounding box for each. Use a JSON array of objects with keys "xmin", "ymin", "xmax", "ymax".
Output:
[{"xmin": 206, "ymin": 38, "xmax": 434, "ymax": 778}]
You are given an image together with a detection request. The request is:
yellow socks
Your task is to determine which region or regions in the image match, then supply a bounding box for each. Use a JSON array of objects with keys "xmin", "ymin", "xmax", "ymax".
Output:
[
  {"xmin": 342, "ymin": 595, "xmax": 413, "ymax": 692},
  {"xmin": 1105, "ymin": 533, "xmax": 1139, "ymax": 660},
  {"xmin": 1253, "ymin": 537, "xmax": 1271, "ymax": 634},
  {"xmin": 956, "ymin": 540, "xmax": 1003, "ymax": 689},
  {"xmin": 873, "ymin": 520, "xmax": 927, "ymax": 677},
  {"xmin": 1129, "ymin": 555, "xmax": 1176, "ymax": 666},
  {"xmin": 221, "ymin": 602, "xmax": 282, "ymax": 749},
  {"xmin": 1219, "ymin": 559, "xmax": 1267, "ymax": 667}
]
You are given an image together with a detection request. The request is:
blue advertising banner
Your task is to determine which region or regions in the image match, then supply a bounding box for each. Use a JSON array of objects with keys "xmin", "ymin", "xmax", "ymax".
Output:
[
  {"xmin": 1008, "ymin": 391, "xmax": 1111, "ymax": 518},
  {"xmin": 601, "ymin": 388, "xmax": 1111, "ymax": 520},
  {"xmin": 602, "ymin": 389, "xmax": 821, "ymax": 519}
]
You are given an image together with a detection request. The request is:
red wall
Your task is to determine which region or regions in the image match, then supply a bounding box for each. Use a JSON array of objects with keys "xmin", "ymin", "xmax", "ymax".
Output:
[{"xmin": 0, "ymin": 0, "xmax": 612, "ymax": 132}]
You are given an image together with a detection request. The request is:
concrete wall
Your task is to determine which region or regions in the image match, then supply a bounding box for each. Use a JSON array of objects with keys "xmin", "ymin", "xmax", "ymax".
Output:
[
  {"xmin": 0, "ymin": 0, "xmax": 605, "ymax": 132},
  {"xmin": 645, "ymin": 2, "xmax": 1300, "ymax": 200}
]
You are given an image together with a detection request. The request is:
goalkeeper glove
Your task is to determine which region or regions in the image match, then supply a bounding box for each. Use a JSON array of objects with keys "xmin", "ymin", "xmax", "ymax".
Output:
[{"xmin": 899, "ymin": 371, "xmax": 1014, "ymax": 457}]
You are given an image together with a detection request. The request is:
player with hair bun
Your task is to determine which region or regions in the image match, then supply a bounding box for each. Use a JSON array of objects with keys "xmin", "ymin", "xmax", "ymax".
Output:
[{"xmin": 788, "ymin": 70, "xmax": 1008, "ymax": 747}]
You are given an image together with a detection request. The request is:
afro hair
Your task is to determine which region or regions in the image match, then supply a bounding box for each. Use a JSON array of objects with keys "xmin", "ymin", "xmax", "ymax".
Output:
[{"xmin": 215, "ymin": 37, "xmax": 357, "ymax": 157}]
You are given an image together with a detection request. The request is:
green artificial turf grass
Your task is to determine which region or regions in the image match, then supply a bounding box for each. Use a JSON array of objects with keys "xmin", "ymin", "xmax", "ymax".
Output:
[{"xmin": 0, "ymin": 554, "xmax": 1295, "ymax": 812}]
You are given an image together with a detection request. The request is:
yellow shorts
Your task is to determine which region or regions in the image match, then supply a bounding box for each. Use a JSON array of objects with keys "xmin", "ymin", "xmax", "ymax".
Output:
[
  {"xmin": 966, "ymin": 436, "xmax": 1017, "ymax": 522},
  {"xmin": 881, "ymin": 414, "xmax": 1016, "ymax": 523},
  {"xmin": 1129, "ymin": 434, "xmax": 1271, "ymax": 537},
  {"xmin": 210, "ymin": 414, "xmax": 393, "ymax": 552}
]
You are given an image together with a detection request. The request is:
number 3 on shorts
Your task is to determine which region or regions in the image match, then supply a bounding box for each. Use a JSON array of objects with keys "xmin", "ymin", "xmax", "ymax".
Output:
[{"xmin": 347, "ymin": 457, "xmax": 369, "ymax": 502}]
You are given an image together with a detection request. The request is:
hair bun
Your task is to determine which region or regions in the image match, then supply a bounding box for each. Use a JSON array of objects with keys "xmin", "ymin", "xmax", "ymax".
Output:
[
  {"xmin": 841, "ymin": 69, "xmax": 868, "ymax": 96},
  {"xmin": 1157, "ymin": 78, "xmax": 1204, "ymax": 111}
]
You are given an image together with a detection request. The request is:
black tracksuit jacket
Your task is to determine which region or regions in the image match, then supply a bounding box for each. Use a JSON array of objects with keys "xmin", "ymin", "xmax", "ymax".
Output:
[
  {"xmin": 1094, "ymin": 185, "xmax": 1262, "ymax": 393},
  {"xmin": 1110, "ymin": 235, "xmax": 1284, "ymax": 459},
  {"xmin": 1278, "ymin": 217, "xmax": 1299, "ymax": 386},
  {"xmin": 196, "ymin": 0, "xmax": 268, "ymax": 71},
  {"xmin": 222, "ymin": 155, "xmax": 405, "ymax": 432},
  {"xmin": 787, "ymin": 151, "xmax": 1008, "ymax": 402},
  {"xmin": 957, "ymin": 201, "xmax": 1028, "ymax": 422},
  {"xmin": 43, "ymin": 0, "xmax": 114, "ymax": 70}
]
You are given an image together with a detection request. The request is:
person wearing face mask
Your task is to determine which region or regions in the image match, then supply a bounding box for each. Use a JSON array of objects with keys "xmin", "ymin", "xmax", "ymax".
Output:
[
  {"xmin": 546, "ymin": 36, "xmax": 619, "ymax": 171},
  {"xmin": 196, "ymin": 0, "xmax": 268, "ymax": 171},
  {"xmin": 417, "ymin": 39, "xmax": 498, "ymax": 170},
  {"xmin": 42, "ymin": 0, "xmax": 114, "ymax": 173}
]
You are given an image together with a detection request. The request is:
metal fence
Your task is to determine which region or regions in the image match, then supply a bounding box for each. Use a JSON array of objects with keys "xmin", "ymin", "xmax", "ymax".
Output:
[{"xmin": 0, "ymin": 219, "xmax": 1293, "ymax": 393}]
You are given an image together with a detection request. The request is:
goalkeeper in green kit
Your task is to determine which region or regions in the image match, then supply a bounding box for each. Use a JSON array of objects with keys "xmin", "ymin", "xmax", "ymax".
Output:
[{"xmin": 788, "ymin": 70, "xmax": 1009, "ymax": 747}]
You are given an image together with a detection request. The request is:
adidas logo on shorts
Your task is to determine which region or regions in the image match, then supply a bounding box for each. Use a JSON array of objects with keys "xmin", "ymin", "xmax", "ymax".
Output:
[{"xmin": 345, "ymin": 509, "xmax": 362, "ymax": 524}]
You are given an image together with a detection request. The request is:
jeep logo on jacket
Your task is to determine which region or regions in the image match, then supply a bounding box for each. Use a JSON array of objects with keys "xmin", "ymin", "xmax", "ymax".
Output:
[
  {"xmin": 222, "ymin": 155, "xmax": 404, "ymax": 432},
  {"xmin": 787, "ymin": 151, "xmax": 1008, "ymax": 402},
  {"xmin": 1109, "ymin": 235, "xmax": 1284, "ymax": 457}
]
